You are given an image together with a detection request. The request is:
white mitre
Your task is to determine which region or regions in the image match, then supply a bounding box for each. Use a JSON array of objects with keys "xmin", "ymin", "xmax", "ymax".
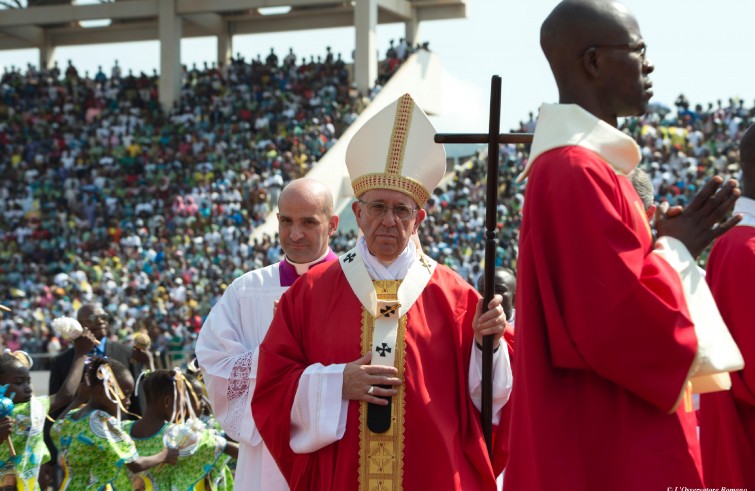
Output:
[{"xmin": 345, "ymin": 93, "xmax": 446, "ymax": 207}]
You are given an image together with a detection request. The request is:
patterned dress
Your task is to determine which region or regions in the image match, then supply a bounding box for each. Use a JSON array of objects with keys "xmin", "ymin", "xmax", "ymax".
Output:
[
  {"xmin": 50, "ymin": 409, "xmax": 138, "ymax": 491},
  {"xmin": 122, "ymin": 420, "xmax": 227, "ymax": 491},
  {"xmin": 0, "ymin": 395, "xmax": 51, "ymax": 490},
  {"xmin": 201, "ymin": 416, "xmax": 235, "ymax": 491}
]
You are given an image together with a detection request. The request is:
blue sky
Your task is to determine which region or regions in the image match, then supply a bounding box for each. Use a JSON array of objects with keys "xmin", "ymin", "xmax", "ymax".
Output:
[{"xmin": 1, "ymin": 0, "xmax": 753, "ymax": 132}]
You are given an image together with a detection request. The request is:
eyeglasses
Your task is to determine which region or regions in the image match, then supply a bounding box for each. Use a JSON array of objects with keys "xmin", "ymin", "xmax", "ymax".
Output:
[
  {"xmin": 88, "ymin": 314, "xmax": 109, "ymax": 322},
  {"xmin": 358, "ymin": 200, "xmax": 418, "ymax": 221},
  {"xmin": 582, "ymin": 42, "xmax": 647, "ymax": 60}
]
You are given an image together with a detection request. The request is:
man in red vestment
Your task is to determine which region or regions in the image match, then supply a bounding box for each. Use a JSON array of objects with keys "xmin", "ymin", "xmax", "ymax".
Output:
[
  {"xmin": 253, "ymin": 94, "xmax": 513, "ymax": 490},
  {"xmin": 196, "ymin": 178, "xmax": 340, "ymax": 491},
  {"xmin": 700, "ymin": 124, "xmax": 755, "ymax": 488},
  {"xmin": 503, "ymin": 1, "xmax": 743, "ymax": 490}
]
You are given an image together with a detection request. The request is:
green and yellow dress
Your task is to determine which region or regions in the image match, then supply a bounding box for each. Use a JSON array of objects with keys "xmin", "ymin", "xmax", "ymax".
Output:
[
  {"xmin": 122, "ymin": 419, "xmax": 227, "ymax": 491},
  {"xmin": 201, "ymin": 415, "xmax": 234, "ymax": 491},
  {"xmin": 0, "ymin": 395, "xmax": 51, "ymax": 490},
  {"xmin": 50, "ymin": 409, "xmax": 138, "ymax": 490}
]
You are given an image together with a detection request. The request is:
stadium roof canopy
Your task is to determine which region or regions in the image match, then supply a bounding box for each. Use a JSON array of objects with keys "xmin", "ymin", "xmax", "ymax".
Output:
[{"xmin": 0, "ymin": 0, "xmax": 467, "ymax": 109}]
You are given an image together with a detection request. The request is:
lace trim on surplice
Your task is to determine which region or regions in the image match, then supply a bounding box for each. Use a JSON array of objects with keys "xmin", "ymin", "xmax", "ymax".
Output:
[{"xmin": 225, "ymin": 351, "xmax": 255, "ymax": 439}]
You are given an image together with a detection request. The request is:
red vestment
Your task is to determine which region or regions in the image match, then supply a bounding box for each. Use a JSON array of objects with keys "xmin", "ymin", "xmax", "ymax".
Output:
[
  {"xmin": 504, "ymin": 146, "xmax": 703, "ymax": 490},
  {"xmin": 700, "ymin": 225, "xmax": 755, "ymax": 487},
  {"xmin": 253, "ymin": 261, "xmax": 507, "ymax": 490}
]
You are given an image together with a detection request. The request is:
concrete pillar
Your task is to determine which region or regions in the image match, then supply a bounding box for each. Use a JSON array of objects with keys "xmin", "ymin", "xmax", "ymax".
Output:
[
  {"xmin": 354, "ymin": 0, "xmax": 377, "ymax": 95},
  {"xmin": 404, "ymin": 15, "xmax": 420, "ymax": 48},
  {"xmin": 39, "ymin": 33, "xmax": 56, "ymax": 70},
  {"xmin": 159, "ymin": 0, "xmax": 182, "ymax": 113},
  {"xmin": 217, "ymin": 23, "xmax": 232, "ymax": 69}
]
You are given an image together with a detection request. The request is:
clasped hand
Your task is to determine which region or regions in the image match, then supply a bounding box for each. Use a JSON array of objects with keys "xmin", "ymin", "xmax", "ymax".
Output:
[{"xmin": 655, "ymin": 176, "xmax": 741, "ymax": 258}]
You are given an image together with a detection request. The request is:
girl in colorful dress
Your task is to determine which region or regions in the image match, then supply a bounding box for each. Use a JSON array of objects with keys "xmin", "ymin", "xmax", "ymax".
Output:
[
  {"xmin": 187, "ymin": 372, "xmax": 235, "ymax": 491},
  {"xmin": 50, "ymin": 357, "xmax": 178, "ymax": 490},
  {"xmin": 0, "ymin": 334, "xmax": 93, "ymax": 490},
  {"xmin": 124, "ymin": 369, "xmax": 238, "ymax": 490}
]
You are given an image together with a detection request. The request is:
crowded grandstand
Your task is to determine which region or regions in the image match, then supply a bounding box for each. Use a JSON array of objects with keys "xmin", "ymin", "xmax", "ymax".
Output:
[{"xmin": 0, "ymin": 45, "xmax": 747, "ymax": 368}]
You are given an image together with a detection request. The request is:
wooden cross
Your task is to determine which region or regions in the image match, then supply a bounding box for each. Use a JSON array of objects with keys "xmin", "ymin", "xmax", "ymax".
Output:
[{"xmin": 434, "ymin": 75, "xmax": 533, "ymax": 457}]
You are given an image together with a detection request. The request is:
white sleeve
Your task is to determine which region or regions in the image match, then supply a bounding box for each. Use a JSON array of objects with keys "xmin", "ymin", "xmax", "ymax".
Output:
[
  {"xmin": 201, "ymin": 348, "xmax": 261, "ymax": 445},
  {"xmin": 468, "ymin": 340, "xmax": 513, "ymax": 425},
  {"xmin": 289, "ymin": 363, "xmax": 350, "ymax": 454},
  {"xmin": 653, "ymin": 236, "xmax": 744, "ymax": 393},
  {"xmin": 196, "ymin": 274, "xmax": 286, "ymax": 445}
]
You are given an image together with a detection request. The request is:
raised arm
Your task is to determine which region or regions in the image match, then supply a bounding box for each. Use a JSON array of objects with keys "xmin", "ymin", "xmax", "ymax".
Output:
[{"xmin": 49, "ymin": 335, "xmax": 94, "ymax": 414}]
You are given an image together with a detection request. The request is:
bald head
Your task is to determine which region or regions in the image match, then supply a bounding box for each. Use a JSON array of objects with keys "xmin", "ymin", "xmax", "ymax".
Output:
[
  {"xmin": 278, "ymin": 178, "xmax": 334, "ymax": 217},
  {"xmin": 277, "ymin": 178, "xmax": 339, "ymax": 263},
  {"xmin": 542, "ymin": 0, "xmax": 631, "ymax": 63},
  {"xmin": 76, "ymin": 303, "xmax": 95, "ymax": 323},
  {"xmin": 477, "ymin": 267, "xmax": 517, "ymax": 320},
  {"xmin": 541, "ymin": 0, "xmax": 652, "ymax": 125},
  {"xmin": 77, "ymin": 303, "xmax": 109, "ymax": 341},
  {"xmin": 740, "ymin": 125, "xmax": 755, "ymax": 198}
]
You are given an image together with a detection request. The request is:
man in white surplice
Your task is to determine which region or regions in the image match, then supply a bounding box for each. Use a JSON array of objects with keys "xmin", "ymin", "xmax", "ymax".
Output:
[{"xmin": 196, "ymin": 178, "xmax": 339, "ymax": 490}]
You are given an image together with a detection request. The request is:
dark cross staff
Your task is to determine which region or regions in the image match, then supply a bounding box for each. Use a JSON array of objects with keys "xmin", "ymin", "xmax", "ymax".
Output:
[{"xmin": 435, "ymin": 75, "xmax": 533, "ymax": 457}]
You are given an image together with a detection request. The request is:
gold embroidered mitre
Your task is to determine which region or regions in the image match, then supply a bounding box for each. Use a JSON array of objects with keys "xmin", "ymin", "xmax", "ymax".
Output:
[{"xmin": 346, "ymin": 94, "xmax": 446, "ymax": 207}]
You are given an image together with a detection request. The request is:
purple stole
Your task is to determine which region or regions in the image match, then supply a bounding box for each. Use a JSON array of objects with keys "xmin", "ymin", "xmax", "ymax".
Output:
[{"xmin": 278, "ymin": 249, "xmax": 339, "ymax": 287}]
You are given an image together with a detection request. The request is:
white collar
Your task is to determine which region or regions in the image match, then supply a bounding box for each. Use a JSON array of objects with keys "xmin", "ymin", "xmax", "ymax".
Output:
[
  {"xmin": 340, "ymin": 242, "xmax": 435, "ymax": 318},
  {"xmin": 518, "ymin": 103, "xmax": 642, "ymax": 181},
  {"xmin": 734, "ymin": 196, "xmax": 755, "ymax": 227},
  {"xmin": 285, "ymin": 249, "xmax": 331, "ymax": 275},
  {"xmin": 357, "ymin": 236, "xmax": 416, "ymax": 280}
]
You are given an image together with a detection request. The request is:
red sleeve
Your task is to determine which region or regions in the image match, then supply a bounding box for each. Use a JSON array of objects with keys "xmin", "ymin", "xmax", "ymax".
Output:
[
  {"xmin": 707, "ymin": 227, "xmax": 755, "ymax": 406},
  {"xmin": 525, "ymin": 147, "xmax": 697, "ymax": 412}
]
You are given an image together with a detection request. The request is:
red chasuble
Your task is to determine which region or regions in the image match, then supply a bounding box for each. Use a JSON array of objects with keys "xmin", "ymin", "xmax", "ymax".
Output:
[
  {"xmin": 700, "ymin": 225, "xmax": 755, "ymax": 488},
  {"xmin": 504, "ymin": 146, "xmax": 703, "ymax": 491},
  {"xmin": 253, "ymin": 261, "xmax": 506, "ymax": 490}
]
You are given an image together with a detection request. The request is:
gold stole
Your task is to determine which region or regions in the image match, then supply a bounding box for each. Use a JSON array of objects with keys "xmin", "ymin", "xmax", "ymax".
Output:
[{"xmin": 358, "ymin": 280, "xmax": 406, "ymax": 491}]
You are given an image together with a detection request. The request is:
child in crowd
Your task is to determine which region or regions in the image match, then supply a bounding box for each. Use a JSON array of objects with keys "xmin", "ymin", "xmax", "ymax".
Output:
[
  {"xmin": 124, "ymin": 368, "xmax": 238, "ymax": 490},
  {"xmin": 186, "ymin": 372, "xmax": 235, "ymax": 491},
  {"xmin": 0, "ymin": 334, "xmax": 93, "ymax": 490},
  {"xmin": 51, "ymin": 357, "xmax": 178, "ymax": 490}
]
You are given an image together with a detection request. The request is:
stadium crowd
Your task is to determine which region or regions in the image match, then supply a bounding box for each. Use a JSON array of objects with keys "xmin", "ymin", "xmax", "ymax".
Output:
[
  {"xmin": 0, "ymin": 42, "xmax": 413, "ymax": 366},
  {"xmin": 0, "ymin": 43, "xmax": 749, "ymax": 369}
]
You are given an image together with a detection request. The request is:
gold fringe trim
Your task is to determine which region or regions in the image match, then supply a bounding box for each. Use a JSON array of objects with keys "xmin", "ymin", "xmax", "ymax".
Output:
[
  {"xmin": 386, "ymin": 95, "xmax": 414, "ymax": 177},
  {"xmin": 351, "ymin": 173, "xmax": 430, "ymax": 207},
  {"xmin": 359, "ymin": 280, "xmax": 406, "ymax": 491}
]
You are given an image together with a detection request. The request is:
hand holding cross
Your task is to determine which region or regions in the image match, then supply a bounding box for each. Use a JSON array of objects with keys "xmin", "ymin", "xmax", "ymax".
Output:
[{"xmin": 435, "ymin": 75, "xmax": 532, "ymax": 457}]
